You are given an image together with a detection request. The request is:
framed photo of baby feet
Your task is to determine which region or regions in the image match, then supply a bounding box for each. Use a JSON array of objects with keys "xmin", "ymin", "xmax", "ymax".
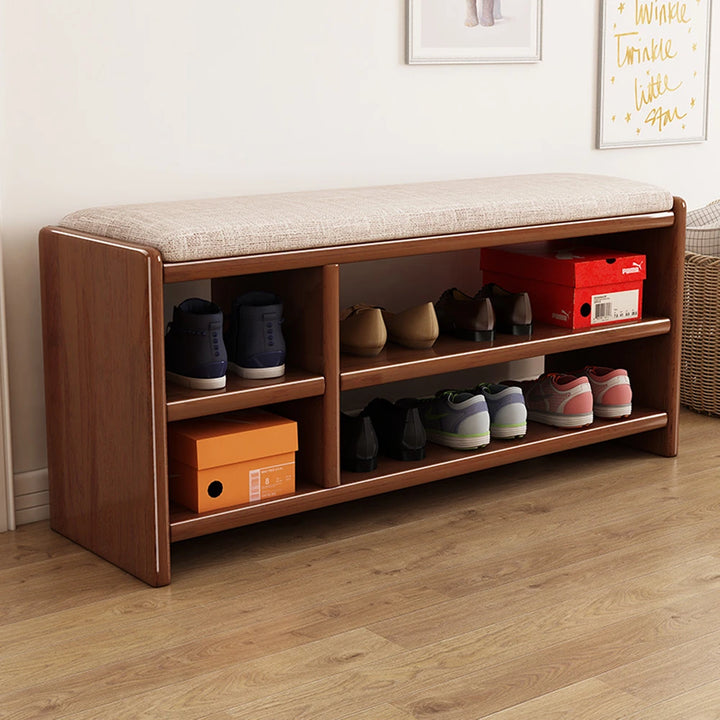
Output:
[{"xmin": 407, "ymin": 0, "xmax": 542, "ymax": 64}]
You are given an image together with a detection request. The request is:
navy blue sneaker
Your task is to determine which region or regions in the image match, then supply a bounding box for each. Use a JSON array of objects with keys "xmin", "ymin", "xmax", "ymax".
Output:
[
  {"xmin": 165, "ymin": 298, "xmax": 227, "ymax": 390},
  {"xmin": 226, "ymin": 291, "xmax": 286, "ymax": 379}
]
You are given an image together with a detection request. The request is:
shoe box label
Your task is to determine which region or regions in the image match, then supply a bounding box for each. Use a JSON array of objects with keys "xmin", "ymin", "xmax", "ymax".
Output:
[
  {"xmin": 591, "ymin": 289, "xmax": 640, "ymax": 325},
  {"xmin": 248, "ymin": 460, "xmax": 296, "ymax": 503}
]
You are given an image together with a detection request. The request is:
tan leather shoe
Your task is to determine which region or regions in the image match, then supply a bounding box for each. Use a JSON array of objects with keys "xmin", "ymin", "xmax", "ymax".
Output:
[
  {"xmin": 382, "ymin": 302, "xmax": 439, "ymax": 349},
  {"xmin": 340, "ymin": 305, "xmax": 387, "ymax": 356}
]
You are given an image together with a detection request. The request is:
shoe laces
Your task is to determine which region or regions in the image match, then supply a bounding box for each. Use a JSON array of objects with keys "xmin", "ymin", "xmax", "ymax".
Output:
[
  {"xmin": 166, "ymin": 322, "xmax": 208, "ymax": 336},
  {"xmin": 544, "ymin": 372, "xmax": 583, "ymax": 387},
  {"xmin": 263, "ymin": 312, "xmax": 282, "ymax": 348},
  {"xmin": 438, "ymin": 389, "xmax": 475, "ymax": 404}
]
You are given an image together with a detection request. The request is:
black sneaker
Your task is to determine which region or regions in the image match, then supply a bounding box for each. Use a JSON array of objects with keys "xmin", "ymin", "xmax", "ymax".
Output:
[
  {"xmin": 340, "ymin": 411, "xmax": 379, "ymax": 472},
  {"xmin": 226, "ymin": 291, "xmax": 286, "ymax": 379},
  {"xmin": 165, "ymin": 298, "xmax": 227, "ymax": 390},
  {"xmin": 365, "ymin": 397, "xmax": 426, "ymax": 461}
]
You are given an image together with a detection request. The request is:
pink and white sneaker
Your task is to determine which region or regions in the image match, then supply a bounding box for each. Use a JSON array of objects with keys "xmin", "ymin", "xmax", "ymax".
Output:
[
  {"xmin": 579, "ymin": 366, "xmax": 633, "ymax": 419},
  {"xmin": 517, "ymin": 373, "xmax": 594, "ymax": 429}
]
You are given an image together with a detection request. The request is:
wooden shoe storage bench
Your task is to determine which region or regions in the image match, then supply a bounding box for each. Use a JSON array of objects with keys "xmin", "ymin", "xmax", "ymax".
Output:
[{"xmin": 39, "ymin": 175, "xmax": 685, "ymax": 586}]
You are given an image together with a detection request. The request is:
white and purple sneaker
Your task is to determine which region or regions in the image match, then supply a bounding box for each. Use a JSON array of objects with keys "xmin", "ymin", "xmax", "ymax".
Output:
[
  {"xmin": 476, "ymin": 383, "xmax": 527, "ymax": 439},
  {"xmin": 420, "ymin": 390, "xmax": 490, "ymax": 450}
]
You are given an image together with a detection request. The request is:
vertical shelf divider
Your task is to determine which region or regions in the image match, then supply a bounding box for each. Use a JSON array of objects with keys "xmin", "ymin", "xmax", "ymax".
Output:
[{"xmin": 321, "ymin": 264, "xmax": 341, "ymax": 488}]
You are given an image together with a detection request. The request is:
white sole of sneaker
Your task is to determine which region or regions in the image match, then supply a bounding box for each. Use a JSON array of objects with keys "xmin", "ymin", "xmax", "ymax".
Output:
[
  {"xmin": 594, "ymin": 403, "xmax": 632, "ymax": 419},
  {"xmin": 527, "ymin": 410, "xmax": 593, "ymax": 429},
  {"xmin": 229, "ymin": 362, "xmax": 285, "ymax": 379},
  {"xmin": 491, "ymin": 423, "xmax": 527, "ymax": 439},
  {"xmin": 166, "ymin": 371, "xmax": 226, "ymax": 390},
  {"xmin": 426, "ymin": 429, "xmax": 490, "ymax": 450}
]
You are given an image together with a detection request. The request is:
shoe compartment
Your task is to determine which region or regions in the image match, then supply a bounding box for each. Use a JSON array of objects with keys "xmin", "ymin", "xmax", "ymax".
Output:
[
  {"xmin": 339, "ymin": 366, "xmax": 523, "ymax": 474},
  {"xmin": 340, "ymin": 249, "xmax": 481, "ymax": 353},
  {"xmin": 546, "ymin": 336, "xmax": 666, "ymax": 417},
  {"xmin": 212, "ymin": 267, "xmax": 331, "ymax": 379},
  {"xmin": 164, "ymin": 268, "xmax": 333, "ymax": 422},
  {"xmin": 339, "ymin": 250, "xmax": 542, "ymax": 388},
  {"xmin": 167, "ymin": 408, "xmax": 298, "ymax": 513},
  {"xmin": 167, "ymin": 392, "xmax": 333, "ymax": 516}
]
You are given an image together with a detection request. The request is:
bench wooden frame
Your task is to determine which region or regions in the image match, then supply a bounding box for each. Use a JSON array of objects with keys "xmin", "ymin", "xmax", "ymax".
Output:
[{"xmin": 39, "ymin": 199, "xmax": 685, "ymax": 586}]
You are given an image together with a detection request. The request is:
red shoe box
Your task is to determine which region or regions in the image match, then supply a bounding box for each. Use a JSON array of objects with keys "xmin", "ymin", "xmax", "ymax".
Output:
[{"xmin": 481, "ymin": 242, "xmax": 646, "ymax": 329}]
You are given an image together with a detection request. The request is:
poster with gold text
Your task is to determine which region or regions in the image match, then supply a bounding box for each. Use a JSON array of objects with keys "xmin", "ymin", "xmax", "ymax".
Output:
[{"xmin": 598, "ymin": 1, "xmax": 710, "ymax": 148}]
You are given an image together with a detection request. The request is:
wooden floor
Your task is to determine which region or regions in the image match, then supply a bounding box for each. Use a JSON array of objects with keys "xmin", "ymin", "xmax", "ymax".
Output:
[{"xmin": 1, "ymin": 409, "xmax": 719, "ymax": 720}]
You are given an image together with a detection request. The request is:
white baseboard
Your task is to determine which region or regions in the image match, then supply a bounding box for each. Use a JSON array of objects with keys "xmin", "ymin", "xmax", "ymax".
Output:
[
  {"xmin": 14, "ymin": 468, "xmax": 49, "ymax": 526},
  {"xmin": 15, "ymin": 504, "xmax": 50, "ymax": 525}
]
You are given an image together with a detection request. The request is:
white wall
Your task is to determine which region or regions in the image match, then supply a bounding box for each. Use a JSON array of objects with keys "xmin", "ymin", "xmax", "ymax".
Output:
[{"xmin": 1, "ymin": 0, "xmax": 718, "ymax": 522}]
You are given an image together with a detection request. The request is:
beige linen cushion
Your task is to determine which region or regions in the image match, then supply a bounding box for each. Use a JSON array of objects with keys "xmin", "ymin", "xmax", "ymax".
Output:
[{"xmin": 58, "ymin": 174, "xmax": 674, "ymax": 263}]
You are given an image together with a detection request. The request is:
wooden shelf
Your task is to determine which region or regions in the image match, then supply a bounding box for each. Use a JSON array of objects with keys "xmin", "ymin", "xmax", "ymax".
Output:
[
  {"xmin": 166, "ymin": 368, "xmax": 325, "ymax": 421},
  {"xmin": 340, "ymin": 317, "xmax": 672, "ymax": 390},
  {"xmin": 169, "ymin": 407, "xmax": 667, "ymax": 541}
]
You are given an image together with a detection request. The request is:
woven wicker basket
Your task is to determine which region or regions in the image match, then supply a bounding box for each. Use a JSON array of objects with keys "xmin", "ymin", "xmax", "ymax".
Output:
[{"xmin": 681, "ymin": 202, "xmax": 720, "ymax": 416}]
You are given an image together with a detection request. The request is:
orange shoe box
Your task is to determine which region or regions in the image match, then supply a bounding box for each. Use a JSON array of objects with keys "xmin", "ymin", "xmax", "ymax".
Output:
[
  {"xmin": 481, "ymin": 243, "xmax": 647, "ymax": 329},
  {"xmin": 167, "ymin": 409, "xmax": 298, "ymax": 513}
]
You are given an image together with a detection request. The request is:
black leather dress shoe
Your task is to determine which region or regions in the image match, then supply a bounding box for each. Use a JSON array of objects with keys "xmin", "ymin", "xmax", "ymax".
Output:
[
  {"xmin": 365, "ymin": 397, "xmax": 426, "ymax": 461},
  {"xmin": 340, "ymin": 411, "xmax": 379, "ymax": 472},
  {"xmin": 475, "ymin": 283, "xmax": 532, "ymax": 336},
  {"xmin": 434, "ymin": 288, "xmax": 495, "ymax": 342}
]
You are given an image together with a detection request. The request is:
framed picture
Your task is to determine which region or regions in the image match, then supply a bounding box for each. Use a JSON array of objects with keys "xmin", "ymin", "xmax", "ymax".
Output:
[
  {"xmin": 597, "ymin": 0, "xmax": 711, "ymax": 148},
  {"xmin": 407, "ymin": 0, "xmax": 542, "ymax": 64}
]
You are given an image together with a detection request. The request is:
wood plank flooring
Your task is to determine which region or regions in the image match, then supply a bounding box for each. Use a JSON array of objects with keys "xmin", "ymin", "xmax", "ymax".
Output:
[{"xmin": 1, "ymin": 408, "xmax": 719, "ymax": 719}]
